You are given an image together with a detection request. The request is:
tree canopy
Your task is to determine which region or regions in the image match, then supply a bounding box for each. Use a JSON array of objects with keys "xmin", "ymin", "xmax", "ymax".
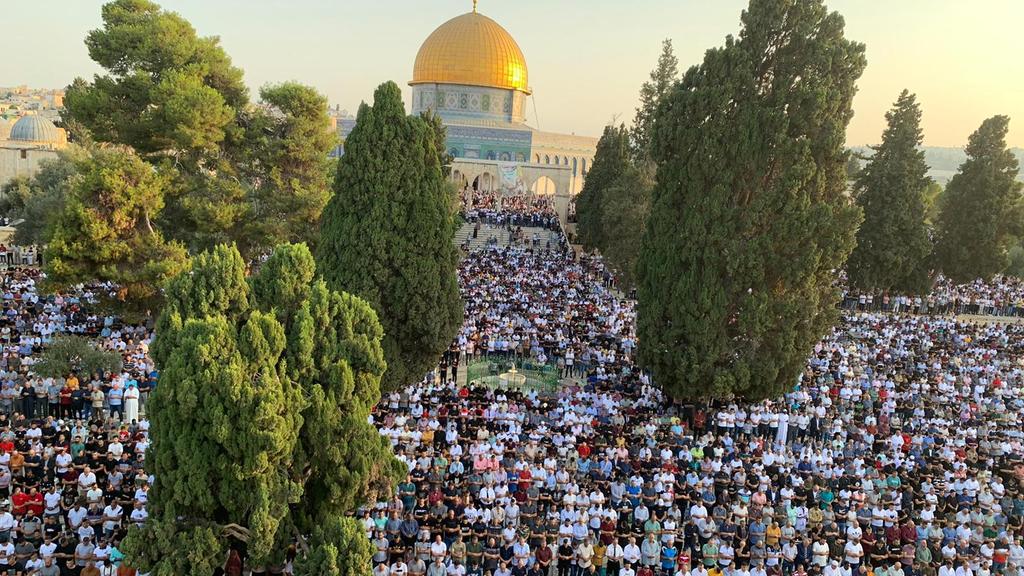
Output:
[
  {"xmin": 934, "ymin": 115, "xmax": 1023, "ymax": 282},
  {"xmin": 632, "ymin": 39, "xmax": 679, "ymax": 165},
  {"xmin": 574, "ymin": 124, "xmax": 632, "ymax": 252},
  {"xmin": 637, "ymin": 0, "xmax": 866, "ymax": 401},
  {"xmin": 32, "ymin": 334, "xmax": 124, "ymax": 379},
  {"xmin": 316, "ymin": 81, "xmax": 462, "ymax": 393},
  {"xmin": 846, "ymin": 90, "xmax": 933, "ymax": 294},
  {"xmin": 122, "ymin": 243, "xmax": 404, "ymax": 575},
  {"xmin": 44, "ymin": 147, "xmax": 188, "ymax": 310},
  {"xmin": 64, "ymin": 0, "xmax": 336, "ymax": 259}
]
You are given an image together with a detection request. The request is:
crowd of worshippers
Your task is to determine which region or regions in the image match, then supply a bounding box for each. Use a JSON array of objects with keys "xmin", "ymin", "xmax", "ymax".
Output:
[
  {"xmin": 0, "ymin": 267, "xmax": 152, "ymax": 575},
  {"xmin": 363, "ymin": 226, "xmax": 1024, "ymax": 576},
  {"xmin": 841, "ymin": 276, "xmax": 1024, "ymax": 318},
  {"xmin": 452, "ymin": 245, "xmax": 632, "ymax": 374},
  {"xmin": 461, "ymin": 189, "xmax": 561, "ymax": 232}
]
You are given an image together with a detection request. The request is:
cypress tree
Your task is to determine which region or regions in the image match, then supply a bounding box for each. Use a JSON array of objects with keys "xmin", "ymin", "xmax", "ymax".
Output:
[
  {"xmin": 122, "ymin": 243, "xmax": 404, "ymax": 575},
  {"xmin": 847, "ymin": 90, "xmax": 933, "ymax": 294},
  {"xmin": 632, "ymin": 39, "xmax": 679, "ymax": 164},
  {"xmin": 598, "ymin": 165, "xmax": 652, "ymax": 289},
  {"xmin": 574, "ymin": 124, "xmax": 631, "ymax": 251},
  {"xmin": 316, "ymin": 81, "xmax": 462, "ymax": 392},
  {"xmin": 637, "ymin": 0, "xmax": 866, "ymax": 401},
  {"xmin": 934, "ymin": 115, "xmax": 1022, "ymax": 282}
]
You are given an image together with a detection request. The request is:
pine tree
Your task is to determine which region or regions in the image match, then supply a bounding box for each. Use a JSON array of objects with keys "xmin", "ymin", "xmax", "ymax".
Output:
[
  {"xmin": 316, "ymin": 81, "xmax": 462, "ymax": 393},
  {"xmin": 574, "ymin": 124, "xmax": 631, "ymax": 251},
  {"xmin": 122, "ymin": 243, "xmax": 404, "ymax": 575},
  {"xmin": 934, "ymin": 116, "xmax": 1023, "ymax": 282},
  {"xmin": 43, "ymin": 147, "xmax": 188, "ymax": 310},
  {"xmin": 637, "ymin": 0, "xmax": 866, "ymax": 401},
  {"xmin": 632, "ymin": 39, "xmax": 679, "ymax": 164},
  {"xmin": 65, "ymin": 0, "xmax": 336, "ymax": 258},
  {"xmin": 846, "ymin": 90, "xmax": 933, "ymax": 294}
]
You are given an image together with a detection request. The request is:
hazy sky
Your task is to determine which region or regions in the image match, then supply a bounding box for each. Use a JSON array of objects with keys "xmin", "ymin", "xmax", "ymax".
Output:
[{"xmin": 4, "ymin": 0, "xmax": 1022, "ymax": 147}]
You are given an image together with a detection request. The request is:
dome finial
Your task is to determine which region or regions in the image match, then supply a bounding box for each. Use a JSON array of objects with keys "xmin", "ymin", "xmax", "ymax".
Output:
[{"xmin": 472, "ymin": 0, "xmax": 478, "ymax": 12}]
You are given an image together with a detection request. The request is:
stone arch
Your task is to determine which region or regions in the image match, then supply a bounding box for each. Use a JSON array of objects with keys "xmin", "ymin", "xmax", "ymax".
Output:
[
  {"xmin": 452, "ymin": 169, "xmax": 468, "ymax": 190},
  {"xmin": 534, "ymin": 153, "xmax": 541, "ymax": 163},
  {"xmin": 544, "ymin": 154, "xmax": 550, "ymax": 165},
  {"xmin": 572, "ymin": 158, "xmax": 578, "ymax": 176},
  {"xmin": 531, "ymin": 176, "xmax": 556, "ymax": 196},
  {"xmin": 480, "ymin": 172, "xmax": 494, "ymax": 192}
]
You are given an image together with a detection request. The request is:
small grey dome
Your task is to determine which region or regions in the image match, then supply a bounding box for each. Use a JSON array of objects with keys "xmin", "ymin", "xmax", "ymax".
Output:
[{"xmin": 9, "ymin": 115, "xmax": 60, "ymax": 143}]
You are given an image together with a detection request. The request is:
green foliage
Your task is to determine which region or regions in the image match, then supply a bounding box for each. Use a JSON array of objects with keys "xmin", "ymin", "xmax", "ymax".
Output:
[
  {"xmin": 119, "ymin": 522, "xmax": 224, "ymax": 576},
  {"xmin": 238, "ymin": 83, "xmax": 338, "ymax": 253},
  {"xmin": 846, "ymin": 155, "xmax": 863, "ymax": 181},
  {"xmin": 44, "ymin": 147, "xmax": 188, "ymax": 309},
  {"xmin": 598, "ymin": 166, "xmax": 652, "ymax": 289},
  {"xmin": 637, "ymin": 0, "xmax": 866, "ymax": 401},
  {"xmin": 316, "ymin": 81, "xmax": 462, "ymax": 393},
  {"xmin": 32, "ymin": 334, "xmax": 124, "ymax": 378},
  {"xmin": 421, "ymin": 109, "xmax": 453, "ymax": 178},
  {"xmin": 574, "ymin": 124, "xmax": 632, "ymax": 251},
  {"xmin": 125, "ymin": 242, "xmax": 403, "ymax": 574},
  {"xmin": 632, "ymin": 39, "xmax": 679, "ymax": 164},
  {"xmin": 934, "ymin": 116, "xmax": 1023, "ymax": 282},
  {"xmin": 923, "ymin": 181, "xmax": 944, "ymax": 226},
  {"xmin": 64, "ymin": 0, "xmax": 336, "ymax": 260},
  {"xmin": 847, "ymin": 90, "xmax": 933, "ymax": 294},
  {"xmin": 294, "ymin": 517, "xmax": 374, "ymax": 576},
  {"xmin": 1007, "ymin": 242, "xmax": 1024, "ymax": 278}
]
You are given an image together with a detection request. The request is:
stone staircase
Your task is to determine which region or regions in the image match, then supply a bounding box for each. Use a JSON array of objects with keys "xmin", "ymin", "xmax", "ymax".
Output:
[{"xmin": 454, "ymin": 222, "xmax": 560, "ymax": 252}]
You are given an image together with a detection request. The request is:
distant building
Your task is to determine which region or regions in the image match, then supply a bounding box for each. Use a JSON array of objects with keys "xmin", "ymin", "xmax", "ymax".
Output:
[
  {"xmin": 334, "ymin": 3, "xmax": 597, "ymax": 206},
  {"xmin": 0, "ymin": 114, "xmax": 67, "ymax": 187}
]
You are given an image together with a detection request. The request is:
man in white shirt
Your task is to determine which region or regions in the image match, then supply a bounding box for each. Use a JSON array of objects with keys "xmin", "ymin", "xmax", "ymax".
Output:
[
  {"xmin": 102, "ymin": 501, "xmax": 123, "ymax": 538},
  {"xmin": 843, "ymin": 537, "xmax": 863, "ymax": 571},
  {"xmin": 623, "ymin": 537, "xmax": 641, "ymax": 566}
]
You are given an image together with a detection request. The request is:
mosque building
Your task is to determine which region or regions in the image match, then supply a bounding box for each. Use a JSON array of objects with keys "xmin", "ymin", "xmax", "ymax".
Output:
[
  {"xmin": 336, "ymin": 1, "xmax": 597, "ymax": 206},
  {"xmin": 0, "ymin": 114, "xmax": 68, "ymax": 187}
]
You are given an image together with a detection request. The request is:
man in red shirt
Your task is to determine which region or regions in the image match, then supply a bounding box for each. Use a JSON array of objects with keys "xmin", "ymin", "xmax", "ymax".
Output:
[
  {"xmin": 578, "ymin": 442, "xmax": 591, "ymax": 459},
  {"xmin": 9, "ymin": 487, "xmax": 28, "ymax": 517},
  {"xmin": 26, "ymin": 486, "xmax": 44, "ymax": 517}
]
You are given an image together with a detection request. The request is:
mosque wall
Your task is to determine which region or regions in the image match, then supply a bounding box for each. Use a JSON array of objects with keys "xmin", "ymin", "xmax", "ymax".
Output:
[
  {"xmin": 411, "ymin": 84, "xmax": 527, "ymax": 125},
  {"xmin": 0, "ymin": 146, "xmax": 59, "ymax": 188},
  {"xmin": 529, "ymin": 130, "xmax": 597, "ymax": 196}
]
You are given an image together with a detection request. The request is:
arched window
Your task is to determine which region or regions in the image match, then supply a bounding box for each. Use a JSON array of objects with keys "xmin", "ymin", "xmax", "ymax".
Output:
[
  {"xmin": 562, "ymin": 156, "xmax": 569, "ymax": 166},
  {"xmin": 581, "ymin": 158, "xmax": 587, "ymax": 175},
  {"xmin": 534, "ymin": 154, "xmax": 541, "ymax": 163},
  {"xmin": 544, "ymin": 155, "xmax": 550, "ymax": 164},
  {"xmin": 500, "ymin": 152, "xmax": 511, "ymax": 161},
  {"xmin": 486, "ymin": 151, "xmax": 496, "ymax": 160},
  {"xmin": 449, "ymin": 148, "xmax": 459, "ymax": 158},
  {"xmin": 572, "ymin": 158, "xmax": 578, "ymax": 176}
]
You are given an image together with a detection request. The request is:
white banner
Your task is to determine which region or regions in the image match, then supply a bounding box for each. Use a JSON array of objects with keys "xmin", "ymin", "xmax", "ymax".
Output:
[{"xmin": 499, "ymin": 163, "xmax": 519, "ymax": 187}]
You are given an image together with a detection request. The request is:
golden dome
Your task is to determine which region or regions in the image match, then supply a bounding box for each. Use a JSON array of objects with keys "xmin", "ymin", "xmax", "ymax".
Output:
[{"xmin": 411, "ymin": 10, "xmax": 530, "ymax": 95}]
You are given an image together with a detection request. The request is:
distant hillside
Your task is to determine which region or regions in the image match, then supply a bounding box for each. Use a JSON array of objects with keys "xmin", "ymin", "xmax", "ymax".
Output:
[{"xmin": 851, "ymin": 146, "xmax": 1024, "ymax": 185}]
